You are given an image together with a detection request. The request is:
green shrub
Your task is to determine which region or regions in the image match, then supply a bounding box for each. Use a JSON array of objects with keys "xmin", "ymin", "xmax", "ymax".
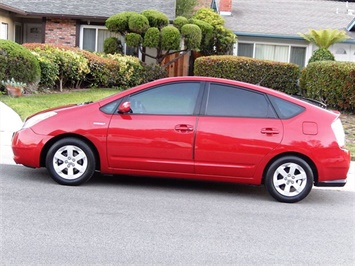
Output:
[
  {"xmin": 103, "ymin": 54, "xmax": 144, "ymax": 88},
  {"xmin": 308, "ymin": 48, "xmax": 335, "ymax": 63},
  {"xmin": 161, "ymin": 26, "xmax": 180, "ymax": 50},
  {"xmin": 194, "ymin": 56, "xmax": 300, "ymax": 94},
  {"xmin": 0, "ymin": 40, "xmax": 40, "ymax": 89},
  {"xmin": 300, "ymin": 61, "xmax": 355, "ymax": 112},
  {"xmin": 81, "ymin": 51, "xmax": 119, "ymax": 88},
  {"xmin": 181, "ymin": 24, "xmax": 202, "ymax": 49},
  {"xmin": 141, "ymin": 10, "xmax": 169, "ymax": 28},
  {"xmin": 104, "ymin": 37, "xmax": 123, "ymax": 54},
  {"xmin": 141, "ymin": 63, "xmax": 168, "ymax": 83}
]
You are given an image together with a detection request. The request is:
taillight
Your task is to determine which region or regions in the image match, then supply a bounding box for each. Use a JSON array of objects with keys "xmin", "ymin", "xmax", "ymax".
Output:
[{"xmin": 331, "ymin": 118, "xmax": 346, "ymax": 148}]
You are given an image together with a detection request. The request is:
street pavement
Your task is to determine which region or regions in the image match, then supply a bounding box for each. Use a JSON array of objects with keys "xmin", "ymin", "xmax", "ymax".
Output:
[{"xmin": 0, "ymin": 101, "xmax": 354, "ymax": 191}]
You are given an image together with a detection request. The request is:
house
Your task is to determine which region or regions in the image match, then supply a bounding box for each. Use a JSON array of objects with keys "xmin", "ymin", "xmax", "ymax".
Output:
[
  {"xmin": 212, "ymin": 0, "xmax": 355, "ymax": 67},
  {"xmin": 0, "ymin": 0, "xmax": 176, "ymax": 56},
  {"xmin": 2, "ymin": 0, "xmax": 355, "ymax": 69}
]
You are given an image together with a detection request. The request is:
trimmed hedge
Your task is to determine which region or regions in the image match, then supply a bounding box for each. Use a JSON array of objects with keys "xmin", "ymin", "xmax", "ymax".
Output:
[
  {"xmin": 22, "ymin": 43, "xmax": 147, "ymax": 89},
  {"xmin": 0, "ymin": 40, "xmax": 41, "ymax": 88},
  {"xmin": 300, "ymin": 61, "xmax": 355, "ymax": 112},
  {"xmin": 194, "ymin": 56, "xmax": 300, "ymax": 94}
]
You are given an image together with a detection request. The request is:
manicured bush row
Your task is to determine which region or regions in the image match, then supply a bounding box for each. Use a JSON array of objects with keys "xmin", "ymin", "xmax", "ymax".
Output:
[
  {"xmin": 300, "ymin": 61, "xmax": 355, "ymax": 112},
  {"xmin": 194, "ymin": 56, "xmax": 300, "ymax": 94}
]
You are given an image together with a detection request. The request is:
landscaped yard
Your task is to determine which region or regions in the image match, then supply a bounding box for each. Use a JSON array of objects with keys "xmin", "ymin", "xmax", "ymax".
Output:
[{"xmin": 0, "ymin": 89, "xmax": 354, "ymax": 158}]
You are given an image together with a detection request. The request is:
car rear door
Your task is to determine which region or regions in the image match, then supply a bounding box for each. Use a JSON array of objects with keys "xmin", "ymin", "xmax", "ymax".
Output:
[
  {"xmin": 195, "ymin": 83, "xmax": 283, "ymax": 180},
  {"xmin": 106, "ymin": 82, "xmax": 202, "ymax": 174}
]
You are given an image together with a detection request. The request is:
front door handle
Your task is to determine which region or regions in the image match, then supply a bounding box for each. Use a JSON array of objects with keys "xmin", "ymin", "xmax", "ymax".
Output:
[
  {"xmin": 175, "ymin": 124, "xmax": 194, "ymax": 133},
  {"xmin": 261, "ymin": 128, "xmax": 279, "ymax": 135}
]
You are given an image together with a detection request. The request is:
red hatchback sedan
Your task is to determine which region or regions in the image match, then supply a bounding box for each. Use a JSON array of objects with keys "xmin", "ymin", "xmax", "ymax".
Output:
[{"xmin": 12, "ymin": 77, "xmax": 350, "ymax": 203}]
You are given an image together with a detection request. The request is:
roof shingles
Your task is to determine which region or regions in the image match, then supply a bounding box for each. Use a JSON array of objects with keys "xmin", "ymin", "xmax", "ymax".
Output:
[
  {"xmin": 1, "ymin": 0, "xmax": 176, "ymax": 19},
  {"xmin": 225, "ymin": 0, "xmax": 355, "ymax": 38}
]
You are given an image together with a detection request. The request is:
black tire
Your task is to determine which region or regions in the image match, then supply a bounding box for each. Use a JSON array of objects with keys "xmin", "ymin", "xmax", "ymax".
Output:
[
  {"xmin": 265, "ymin": 156, "xmax": 313, "ymax": 203},
  {"xmin": 46, "ymin": 138, "xmax": 96, "ymax": 186}
]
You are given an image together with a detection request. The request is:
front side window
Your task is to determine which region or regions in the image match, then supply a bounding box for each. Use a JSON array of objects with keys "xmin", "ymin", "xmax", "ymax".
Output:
[
  {"xmin": 129, "ymin": 82, "xmax": 201, "ymax": 115},
  {"xmin": 205, "ymin": 83, "xmax": 277, "ymax": 118}
]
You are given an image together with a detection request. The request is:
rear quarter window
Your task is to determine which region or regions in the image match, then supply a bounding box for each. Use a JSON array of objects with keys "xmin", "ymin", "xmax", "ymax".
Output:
[{"xmin": 269, "ymin": 95, "xmax": 305, "ymax": 119}]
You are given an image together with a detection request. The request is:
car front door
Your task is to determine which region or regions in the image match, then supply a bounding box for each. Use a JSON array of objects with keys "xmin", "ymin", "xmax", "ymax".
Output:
[
  {"xmin": 195, "ymin": 83, "xmax": 283, "ymax": 181},
  {"xmin": 107, "ymin": 82, "xmax": 201, "ymax": 174}
]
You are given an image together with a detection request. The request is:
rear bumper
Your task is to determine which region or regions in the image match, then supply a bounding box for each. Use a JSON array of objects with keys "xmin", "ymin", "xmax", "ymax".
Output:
[{"xmin": 314, "ymin": 179, "xmax": 347, "ymax": 187}]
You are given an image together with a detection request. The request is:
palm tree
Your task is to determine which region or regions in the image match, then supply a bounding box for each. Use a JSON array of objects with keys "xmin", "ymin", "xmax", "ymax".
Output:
[{"xmin": 299, "ymin": 29, "xmax": 350, "ymax": 63}]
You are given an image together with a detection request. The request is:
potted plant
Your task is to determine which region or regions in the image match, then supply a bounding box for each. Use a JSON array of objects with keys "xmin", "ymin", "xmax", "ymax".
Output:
[{"xmin": 1, "ymin": 78, "xmax": 26, "ymax": 97}]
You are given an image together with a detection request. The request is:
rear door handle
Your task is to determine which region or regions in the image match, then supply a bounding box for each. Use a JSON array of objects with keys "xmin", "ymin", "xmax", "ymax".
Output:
[
  {"xmin": 175, "ymin": 124, "xmax": 194, "ymax": 133},
  {"xmin": 261, "ymin": 128, "xmax": 279, "ymax": 135}
]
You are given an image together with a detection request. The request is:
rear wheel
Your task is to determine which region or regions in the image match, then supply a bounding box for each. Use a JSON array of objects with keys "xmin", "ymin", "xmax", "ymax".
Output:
[
  {"xmin": 46, "ymin": 138, "xmax": 96, "ymax": 185},
  {"xmin": 265, "ymin": 156, "xmax": 313, "ymax": 203}
]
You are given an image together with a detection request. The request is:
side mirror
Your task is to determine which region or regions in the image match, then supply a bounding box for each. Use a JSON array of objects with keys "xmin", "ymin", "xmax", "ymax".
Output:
[{"xmin": 118, "ymin": 101, "xmax": 131, "ymax": 113}]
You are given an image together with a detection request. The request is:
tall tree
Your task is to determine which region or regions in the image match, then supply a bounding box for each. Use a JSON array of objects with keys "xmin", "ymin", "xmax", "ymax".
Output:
[
  {"xmin": 176, "ymin": 0, "xmax": 198, "ymax": 18},
  {"xmin": 106, "ymin": 10, "xmax": 203, "ymax": 67},
  {"xmin": 192, "ymin": 8, "xmax": 236, "ymax": 55}
]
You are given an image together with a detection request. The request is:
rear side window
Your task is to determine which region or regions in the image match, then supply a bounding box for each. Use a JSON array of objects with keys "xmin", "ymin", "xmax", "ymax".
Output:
[
  {"xmin": 205, "ymin": 83, "xmax": 277, "ymax": 118},
  {"xmin": 269, "ymin": 95, "xmax": 305, "ymax": 119}
]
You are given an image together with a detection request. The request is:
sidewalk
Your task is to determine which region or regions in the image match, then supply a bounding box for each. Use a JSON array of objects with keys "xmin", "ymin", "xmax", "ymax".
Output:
[
  {"xmin": 0, "ymin": 101, "xmax": 23, "ymax": 165},
  {"xmin": 0, "ymin": 101, "xmax": 354, "ymax": 191}
]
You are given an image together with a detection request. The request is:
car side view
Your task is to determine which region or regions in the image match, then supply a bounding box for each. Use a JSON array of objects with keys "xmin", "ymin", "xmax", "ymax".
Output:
[{"xmin": 12, "ymin": 77, "xmax": 351, "ymax": 203}]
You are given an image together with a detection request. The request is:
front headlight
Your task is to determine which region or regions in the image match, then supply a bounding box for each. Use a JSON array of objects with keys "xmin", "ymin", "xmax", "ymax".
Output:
[{"xmin": 23, "ymin": 111, "xmax": 57, "ymax": 129}]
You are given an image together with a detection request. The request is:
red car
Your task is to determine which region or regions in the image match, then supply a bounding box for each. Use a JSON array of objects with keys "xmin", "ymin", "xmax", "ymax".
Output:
[{"xmin": 12, "ymin": 77, "xmax": 350, "ymax": 203}]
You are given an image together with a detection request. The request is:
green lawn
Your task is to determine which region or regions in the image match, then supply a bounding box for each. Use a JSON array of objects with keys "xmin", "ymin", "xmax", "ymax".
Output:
[{"xmin": 0, "ymin": 89, "xmax": 118, "ymax": 120}]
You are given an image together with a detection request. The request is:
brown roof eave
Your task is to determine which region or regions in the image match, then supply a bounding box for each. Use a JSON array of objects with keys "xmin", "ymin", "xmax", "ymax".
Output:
[
  {"xmin": 26, "ymin": 12, "xmax": 109, "ymax": 20},
  {"xmin": 0, "ymin": 3, "xmax": 27, "ymax": 15}
]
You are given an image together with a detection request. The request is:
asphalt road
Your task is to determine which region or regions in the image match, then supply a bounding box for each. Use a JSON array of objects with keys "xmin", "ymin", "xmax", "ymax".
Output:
[{"xmin": 1, "ymin": 165, "xmax": 354, "ymax": 265}]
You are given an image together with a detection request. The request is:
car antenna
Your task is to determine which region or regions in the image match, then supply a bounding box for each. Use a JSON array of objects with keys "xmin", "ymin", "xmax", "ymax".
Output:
[{"xmin": 256, "ymin": 75, "xmax": 268, "ymax": 86}]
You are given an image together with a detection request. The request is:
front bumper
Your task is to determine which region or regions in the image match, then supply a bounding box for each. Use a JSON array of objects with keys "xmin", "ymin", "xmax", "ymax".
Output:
[{"xmin": 12, "ymin": 128, "xmax": 51, "ymax": 168}]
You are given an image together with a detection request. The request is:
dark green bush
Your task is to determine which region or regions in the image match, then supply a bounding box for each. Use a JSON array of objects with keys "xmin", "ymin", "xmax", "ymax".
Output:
[
  {"xmin": 181, "ymin": 24, "xmax": 202, "ymax": 49},
  {"xmin": 0, "ymin": 40, "xmax": 41, "ymax": 87},
  {"xmin": 161, "ymin": 26, "xmax": 180, "ymax": 50},
  {"xmin": 104, "ymin": 37, "xmax": 123, "ymax": 54},
  {"xmin": 194, "ymin": 56, "xmax": 300, "ymax": 94},
  {"xmin": 141, "ymin": 10, "xmax": 169, "ymax": 28},
  {"xmin": 173, "ymin": 16, "xmax": 189, "ymax": 31},
  {"xmin": 300, "ymin": 61, "xmax": 355, "ymax": 112},
  {"xmin": 308, "ymin": 48, "xmax": 335, "ymax": 64},
  {"xmin": 141, "ymin": 63, "xmax": 168, "ymax": 83}
]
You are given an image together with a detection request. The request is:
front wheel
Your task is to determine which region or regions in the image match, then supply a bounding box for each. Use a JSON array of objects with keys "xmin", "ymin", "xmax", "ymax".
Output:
[
  {"xmin": 46, "ymin": 138, "xmax": 96, "ymax": 186},
  {"xmin": 265, "ymin": 156, "xmax": 314, "ymax": 203}
]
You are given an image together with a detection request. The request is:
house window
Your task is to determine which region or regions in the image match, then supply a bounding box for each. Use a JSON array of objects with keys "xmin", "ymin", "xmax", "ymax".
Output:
[
  {"xmin": 237, "ymin": 42, "xmax": 306, "ymax": 68},
  {"xmin": 290, "ymin": 47, "xmax": 306, "ymax": 67},
  {"xmin": 335, "ymin": 48, "xmax": 347, "ymax": 54},
  {"xmin": 237, "ymin": 43, "xmax": 253, "ymax": 57},
  {"xmin": 255, "ymin": 44, "xmax": 289, "ymax": 62},
  {"xmin": 80, "ymin": 25, "xmax": 119, "ymax": 52},
  {"xmin": 0, "ymin": 23, "xmax": 8, "ymax": 40}
]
